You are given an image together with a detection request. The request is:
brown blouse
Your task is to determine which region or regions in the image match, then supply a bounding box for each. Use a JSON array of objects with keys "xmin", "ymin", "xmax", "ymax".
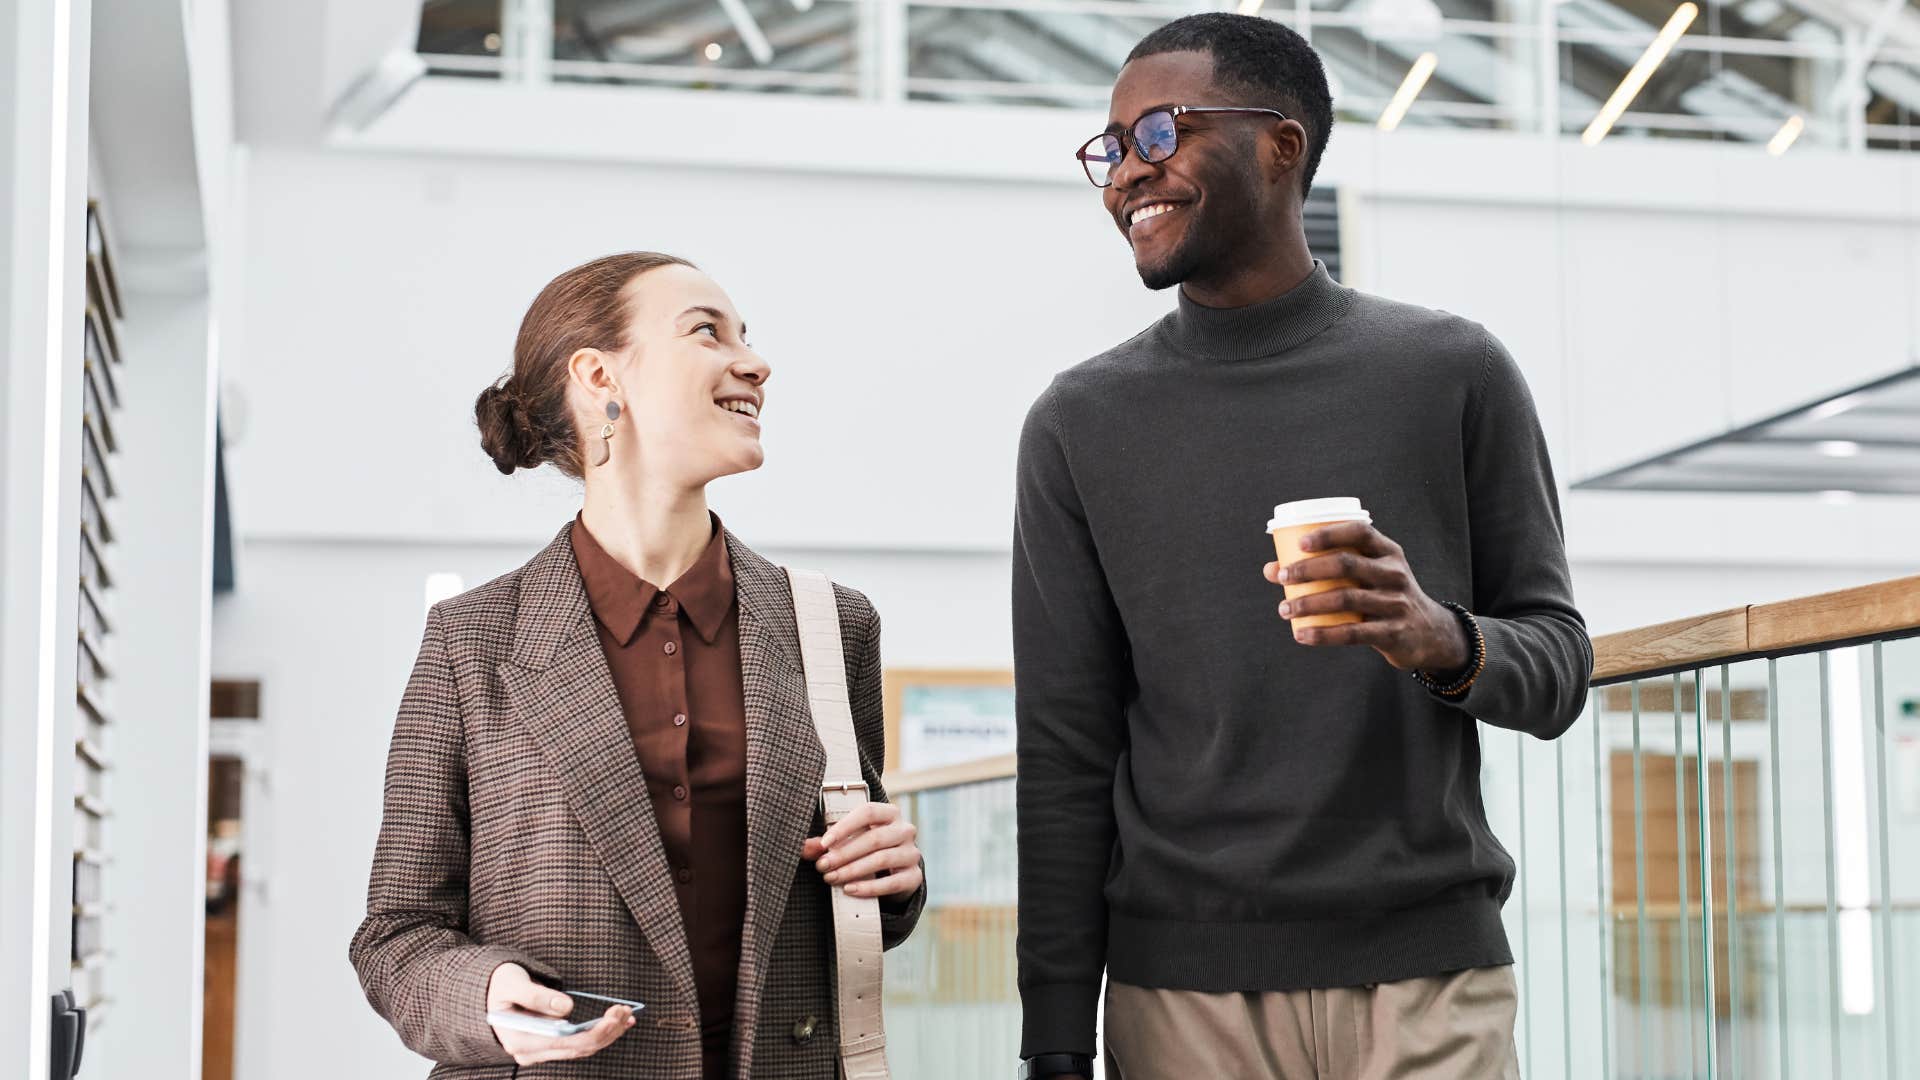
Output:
[{"xmin": 570, "ymin": 515, "xmax": 747, "ymax": 1079}]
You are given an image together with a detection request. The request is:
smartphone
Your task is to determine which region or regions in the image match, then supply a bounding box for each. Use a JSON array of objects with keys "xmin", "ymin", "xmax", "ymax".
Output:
[
  {"xmin": 486, "ymin": 1011, "xmax": 602, "ymax": 1038},
  {"xmin": 487, "ymin": 992, "xmax": 645, "ymax": 1039}
]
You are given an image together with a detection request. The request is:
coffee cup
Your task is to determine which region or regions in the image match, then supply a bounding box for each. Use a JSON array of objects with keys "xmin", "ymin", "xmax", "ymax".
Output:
[{"xmin": 1267, "ymin": 496, "xmax": 1372, "ymax": 630}]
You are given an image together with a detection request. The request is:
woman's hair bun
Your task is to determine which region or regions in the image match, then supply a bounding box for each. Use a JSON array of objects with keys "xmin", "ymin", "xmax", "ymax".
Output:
[
  {"xmin": 475, "ymin": 378, "xmax": 544, "ymax": 475},
  {"xmin": 482, "ymin": 252, "xmax": 695, "ymax": 479}
]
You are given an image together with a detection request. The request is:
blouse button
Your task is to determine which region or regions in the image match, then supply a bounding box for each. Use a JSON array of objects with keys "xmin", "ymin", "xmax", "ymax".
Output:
[
  {"xmin": 672, "ymin": 785, "xmax": 687, "ymax": 801},
  {"xmin": 673, "ymin": 713, "xmax": 688, "ymax": 727},
  {"xmin": 663, "ymin": 641, "xmax": 678, "ymax": 656},
  {"xmin": 677, "ymin": 868, "xmax": 693, "ymax": 884}
]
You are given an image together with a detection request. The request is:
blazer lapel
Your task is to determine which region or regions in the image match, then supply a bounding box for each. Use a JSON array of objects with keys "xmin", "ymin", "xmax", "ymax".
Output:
[
  {"xmin": 728, "ymin": 533, "xmax": 828, "ymax": 1044},
  {"xmin": 497, "ymin": 526, "xmax": 699, "ymax": 1008}
]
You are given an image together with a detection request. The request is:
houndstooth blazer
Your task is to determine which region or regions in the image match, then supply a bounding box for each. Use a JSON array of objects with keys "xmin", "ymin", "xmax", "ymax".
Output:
[{"xmin": 349, "ymin": 524, "xmax": 925, "ymax": 1079}]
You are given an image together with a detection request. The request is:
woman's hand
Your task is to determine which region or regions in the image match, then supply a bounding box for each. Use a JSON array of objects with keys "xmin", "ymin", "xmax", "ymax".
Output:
[
  {"xmin": 803, "ymin": 802, "xmax": 924, "ymax": 899},
  {"xmin": 486, "ymin": 962, "xmax": 634, "ymax": 1066}
]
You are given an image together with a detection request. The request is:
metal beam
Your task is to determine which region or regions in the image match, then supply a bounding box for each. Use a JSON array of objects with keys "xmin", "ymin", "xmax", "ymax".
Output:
[
  {"xmin": 1831, "ymin": 0, "xmax": 1907, "ymax": 114},
  {"xmin": 715, "ymin": 0, "xmax": 777, "ymax": 62},
  {"xmin": 1774, "ymin": 0, "xmax": 1920, "ymax": 56}
]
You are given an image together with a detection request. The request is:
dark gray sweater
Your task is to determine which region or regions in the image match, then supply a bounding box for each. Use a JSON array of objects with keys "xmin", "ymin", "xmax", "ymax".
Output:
[{"xmin": 1011, "ymin": 263, "xmax": 1592, "ymax": 1058}]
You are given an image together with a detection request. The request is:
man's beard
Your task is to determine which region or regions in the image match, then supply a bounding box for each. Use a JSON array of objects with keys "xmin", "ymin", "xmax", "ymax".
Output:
[
  {"xmin": 1133, "ymin": 206, "xmax": 1214, "ymax": 291},
  {"xmin": 1132, "ymin": 153, "xmax": 1258, "ymax": 292}
]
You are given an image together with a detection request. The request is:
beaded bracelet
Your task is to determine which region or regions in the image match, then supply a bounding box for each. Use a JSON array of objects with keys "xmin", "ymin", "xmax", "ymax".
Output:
[{"xmin": 1412, "ymin": 600, "xmax": 1486, "ymax": 698}]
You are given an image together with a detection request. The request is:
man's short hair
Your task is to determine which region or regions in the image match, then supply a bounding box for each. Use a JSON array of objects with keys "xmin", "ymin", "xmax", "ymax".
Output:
[{"xmin": 1127, "ymin": 14, "xmax": 1334, "ymax": 199}]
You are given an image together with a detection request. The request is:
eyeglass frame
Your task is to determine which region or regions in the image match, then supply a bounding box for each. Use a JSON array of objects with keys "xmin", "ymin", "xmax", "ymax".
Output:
[{"xmin": 1075, "ymin": 104, "xmax": 1291, "ymax": 188}]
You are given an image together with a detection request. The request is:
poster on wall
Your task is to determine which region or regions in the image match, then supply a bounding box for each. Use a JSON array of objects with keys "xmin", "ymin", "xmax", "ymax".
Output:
[{"xmin": 887, "ymin": 670, "xmax": 1015, "ymax": 773}]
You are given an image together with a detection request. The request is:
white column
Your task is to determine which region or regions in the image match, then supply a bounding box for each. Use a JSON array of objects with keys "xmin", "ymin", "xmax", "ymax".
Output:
[
  {"xmin": 0, "ymin": 4, "xmax": 93, "ymax": 1080},
  {"xmin": 856, "ymin": 0, "xmax": 878, "ymax": 99},
  {"xmin": 1842, "ymin": 27, "xmax": 1869, "ymax": 153},
  {"xmin": 502, "ymin": 0, "xmax": 553, "ymax": 85},
  {"xmin": 91, "ymin": 275, "xmax": 218, "ymax": 1080},
  {"xmin": 1537, "ymin": 0, "xmax": 1561, "ymax": 138},
  {"xmin": 877, "ymin": 0, "xmax": 907, "ymax": 104},
  {"xmin": 857, "ymin": 0, "xmax": 907, "ymax": 103}
]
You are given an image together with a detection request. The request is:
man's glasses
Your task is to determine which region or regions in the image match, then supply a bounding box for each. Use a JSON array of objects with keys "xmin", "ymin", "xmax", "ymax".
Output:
[{"xmin": 1076, "ymin": 105, "xmax": 1290, "ymax": 189}]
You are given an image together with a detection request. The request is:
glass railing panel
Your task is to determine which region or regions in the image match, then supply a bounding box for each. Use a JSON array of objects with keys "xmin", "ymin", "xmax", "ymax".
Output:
[
  {"xmin": 1552, "ymin": 0, "xmax": 1855, "ymax": 149},
  {"xmin": 420, "ymin": 0, "xmax": 865, "ymax": 94},
  {"xmin": 1715, "ymin": 658, "xmax": 1772, "ymax": 1080},
  {"xmin": 1613, "ymin": 644, "xmax": 1918, "ymax": 1080},
  {"xmin": 559, "ymin": 0, "xmax": 862, "ymax": 96},
  {"xmin": 1487, "ymin": 727, "xmax": 1537, "ymax": 1071},
  {"xmin": 1770, "ymin": 650, "xmax": 1846, "ymax": 1080},
  {"xmin": 1875, "ymin": 635, "xmax": 1918, "ymax": 1079},
  {"xmin": 904, "ymin": 0, "xmax": 1169, "ymax": 108},
  {"xmin": 1674, "ymin": 673, "xmax": 1706, "ymax": 1079},
  {"xmin": 885, "ymin": 778, "xmax": 1020, "ymax": 1076},
  {"xmin": 1597, "ymin": 677, "xmax": 1666, "ymax": 1074},
  {"xmin": 1322, "ymin": 25, "xmax": 1545, "ymax": 132},
  {"xmin": 1577, "ymin": 692, "xmax": 1616, "ymax": 1080},
  {"xmin": 1596, "ymin": 660, "xmax": 1784, "ymax": 1079},
  {"xmin": 408, "ymin": 0, "xmax": 1920, "ymax": 149},
  {"xmin": 1527, "ymin": 699, "xmax": 1611, "ymax": 1079}
]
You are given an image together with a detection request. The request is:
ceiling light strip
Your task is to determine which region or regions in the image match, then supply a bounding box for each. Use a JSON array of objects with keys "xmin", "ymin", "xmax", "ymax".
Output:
[
  {"xmin": 1581, "ymin": 3, "xmax": 1699, "ymax": 147},
  {"xmin": 1767, "ymin": 115, "xmax": 1806, "ymax": 156},
  {"xmin": 1377, "ymin": 53, "xmax": 1439, "ymax": 133}
]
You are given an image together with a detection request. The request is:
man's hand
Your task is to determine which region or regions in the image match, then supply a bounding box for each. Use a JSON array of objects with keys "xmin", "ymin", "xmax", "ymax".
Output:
[
  {"xmin": 803, "ymin": 801, "xmax": 924, "ymax": 900},
  {"xmin": 486, "ymin": 962, "xmax": 634, "ymax": 1066},
  {"xmin": 1262, "ymin": 520, "xmax": 1469, "ymax": 674}
]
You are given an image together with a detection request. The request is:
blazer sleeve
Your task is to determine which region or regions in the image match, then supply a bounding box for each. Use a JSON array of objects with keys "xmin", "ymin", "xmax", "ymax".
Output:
[
  {"xmin": 836, "ymin": 585, "xmax": 927, "ymax": 948},
  {"xmin": 348, "ymin": 605, "xmax": 560, "ymax": 1065}
]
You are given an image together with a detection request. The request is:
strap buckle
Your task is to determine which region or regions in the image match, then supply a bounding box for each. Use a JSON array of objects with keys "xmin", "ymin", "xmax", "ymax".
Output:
[{"xmin": 820, "ymin": 780, "xmax": 870, "ymax": 822}]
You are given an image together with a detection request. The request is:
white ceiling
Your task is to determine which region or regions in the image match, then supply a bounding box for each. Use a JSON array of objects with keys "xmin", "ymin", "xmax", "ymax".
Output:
[
  {"xmin": 229, "ymin": 0, "xmax": 420, "ymax": 146},
  {"xmin": 90, "ymin": 0, "xmax": 204, "ymax": 249}
]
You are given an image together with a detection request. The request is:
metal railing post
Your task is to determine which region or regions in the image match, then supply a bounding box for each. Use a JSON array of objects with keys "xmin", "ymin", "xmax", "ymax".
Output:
[
  {"xmin": 501, "ymin": 0, "xmax": 554, "ymax": 85},
  {"xmin": 880, "ymin": 0, "xmax": 908, "ymax": 103},
  {"xmin": 1538, "ymin": 0, "xmax": 1560, "ymax": 137}
]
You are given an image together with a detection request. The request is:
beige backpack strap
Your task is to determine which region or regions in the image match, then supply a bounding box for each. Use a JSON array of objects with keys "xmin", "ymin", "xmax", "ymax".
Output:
[{"xmin": 787, "ymin": 568, "xmax": 890, "ymax": 1080}]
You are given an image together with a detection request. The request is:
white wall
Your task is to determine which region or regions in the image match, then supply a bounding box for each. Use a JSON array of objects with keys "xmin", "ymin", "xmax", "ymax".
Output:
[
  {"xmin": 211, "ymin": 112, "xmax": 1920, "ymax": 1080},
  {"xmin": 221, "ymin": 139, "xmax": 1920, "ymax": 567},
  {"xmin": 220, "ymin": 146, "xmax": 1151, "ymax": 553},
  {"xmin": 1, "ymin": 4, "xmax": 92, "ymax": 1078}
]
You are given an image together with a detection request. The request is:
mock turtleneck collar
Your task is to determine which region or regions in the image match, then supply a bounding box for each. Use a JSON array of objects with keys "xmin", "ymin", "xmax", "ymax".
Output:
[{"xmin": 1165, "ymin": 260, "xmax": 1354, "ymax": 361}]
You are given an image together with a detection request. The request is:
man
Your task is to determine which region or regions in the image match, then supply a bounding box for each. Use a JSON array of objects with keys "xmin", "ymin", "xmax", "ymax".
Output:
[{"xmin": 1011, "ymin": 14, "xmax": 1591, "ymax": 1080}]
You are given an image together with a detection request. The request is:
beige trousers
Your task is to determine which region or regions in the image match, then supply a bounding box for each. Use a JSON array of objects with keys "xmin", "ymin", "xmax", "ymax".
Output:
[{"xmin": 1104, "ymin": 966, "xmax": 1522, "ymax": 1080}]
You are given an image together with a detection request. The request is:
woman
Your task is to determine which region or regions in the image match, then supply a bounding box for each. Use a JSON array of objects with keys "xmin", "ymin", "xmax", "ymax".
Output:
[{"xmin": 349, "ymin": 252, "xmax": 925, "ymax": 1079}]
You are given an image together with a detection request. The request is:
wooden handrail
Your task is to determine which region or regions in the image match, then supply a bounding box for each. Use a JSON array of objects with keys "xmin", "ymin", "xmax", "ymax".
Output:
[
  {"xmin": 1611, "ymin": 901, "xmax": 1920, "ymax": 918},
  {"xmin": 1590, "ymin": 608, "xmax": 1749, "ymax": 683},
  {"xmin": 1592, "ymin": 574, "xmax": 1920, "ymax": 685},
  {"xmin": 880, "ymin": 575, "xmax": 1920, "ymax": 793},
  {"xmin": 886, "ymin": 753, "xmax": 1016, "ymax": 795}
]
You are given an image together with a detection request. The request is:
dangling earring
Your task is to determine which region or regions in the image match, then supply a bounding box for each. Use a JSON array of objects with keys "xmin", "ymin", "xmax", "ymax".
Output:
[{"xmin": 590, "ymin": 400, "xmax": 621, "ymax": 467}]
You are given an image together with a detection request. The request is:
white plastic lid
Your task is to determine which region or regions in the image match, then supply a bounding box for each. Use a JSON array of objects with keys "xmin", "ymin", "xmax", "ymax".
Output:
[{"xmin": 1267, "ymin": 496, "xmax": 1371, "ymax": 532}]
